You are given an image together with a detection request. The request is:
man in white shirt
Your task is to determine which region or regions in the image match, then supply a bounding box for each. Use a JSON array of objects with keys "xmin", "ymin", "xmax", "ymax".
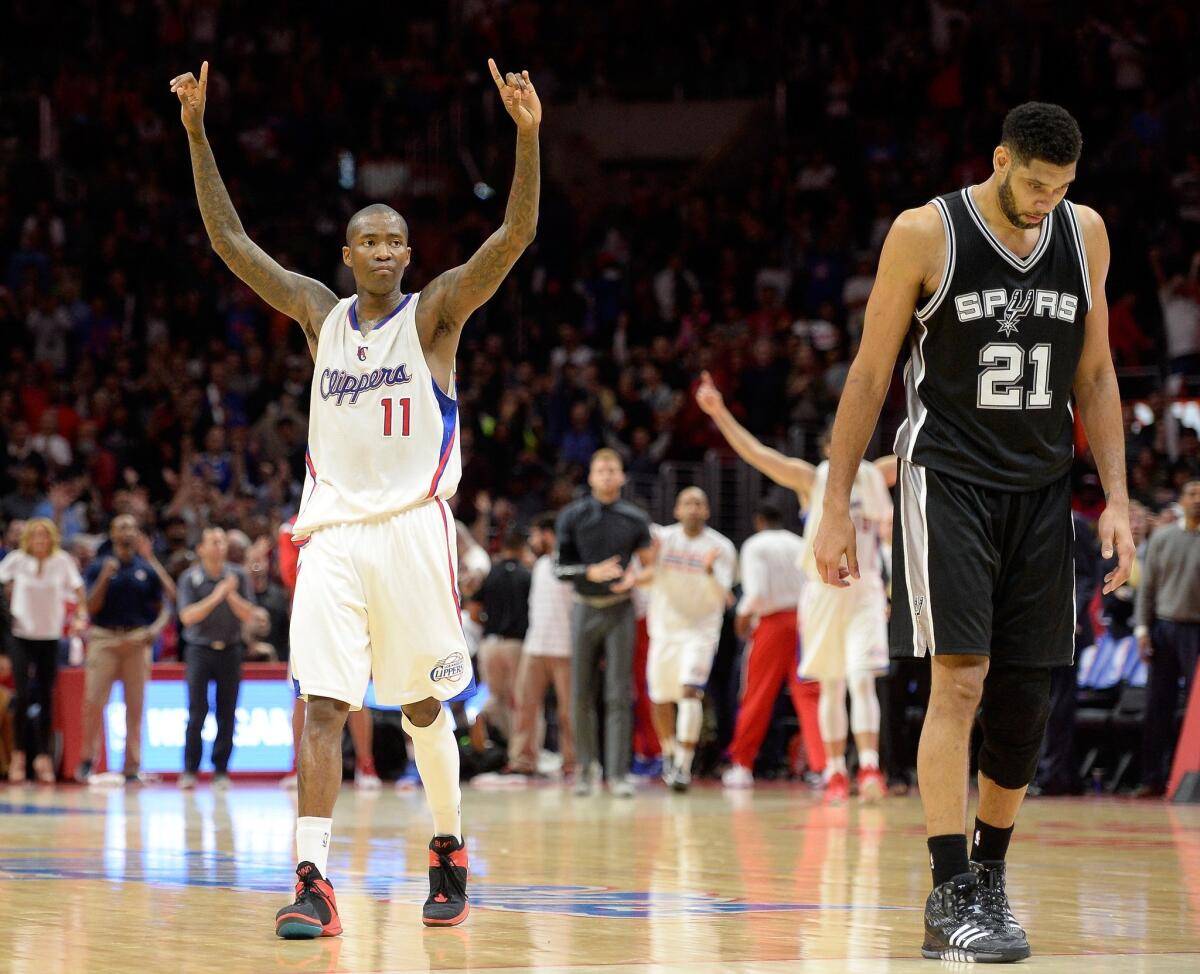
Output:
[
  {"xmin": 511, "ymin": 513, "xmax": 576, "ymax": 776},
  {"xmin": 722, "ymin": 503, "xmax": 824, "ymax": 788},
  {"xmin": 639, "ymin": 488, "xmax": 737, "ymax": 791}
]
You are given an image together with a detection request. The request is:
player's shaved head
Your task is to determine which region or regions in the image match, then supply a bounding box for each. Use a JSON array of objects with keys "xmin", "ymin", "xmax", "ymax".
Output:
[
  {"xmin": 345, "ymin": 204, "xmax": 408, "ymax": 245},
  {"xmin": 676, "ymin": 486, "xmax": 708, "ymax": 506}
]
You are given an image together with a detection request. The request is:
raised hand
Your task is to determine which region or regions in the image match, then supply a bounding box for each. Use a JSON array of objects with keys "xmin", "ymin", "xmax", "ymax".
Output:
[
  {"xmin": 170, "ymin": 61, "xmax": 209, "ymax": 136},
  {"xmin": 695, "ymin": 370, "xmax": 725, "ymax": 417},
  {"xmin": 488, "ymin": 59, "xmax": 541, "ymax": 131}
]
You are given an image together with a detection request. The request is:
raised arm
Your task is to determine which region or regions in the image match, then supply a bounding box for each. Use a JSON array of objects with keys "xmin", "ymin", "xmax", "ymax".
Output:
[
  {"xmin": 416, "ymin": 60, "xmax": 540, "ymax": 365},
  {"xmin": 695, "ymin": 371, "xmax": 816, "ymax": 497},
  {"xmin": 811, "ymin": 205, "xmax": 941, "ymax": 585},
  {"xmin": 170, "ymin": 62, "xmax": 337, "ymax": 358}
]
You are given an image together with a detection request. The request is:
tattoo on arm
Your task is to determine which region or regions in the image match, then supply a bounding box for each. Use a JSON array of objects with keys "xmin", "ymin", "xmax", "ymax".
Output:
[
  {"xmin": 187, "ymin": 133, "xmax": 336, "ymax": 353},
  {"xmin": 424, "ymin": 129, "xmax": 540, "ymax": 335}
]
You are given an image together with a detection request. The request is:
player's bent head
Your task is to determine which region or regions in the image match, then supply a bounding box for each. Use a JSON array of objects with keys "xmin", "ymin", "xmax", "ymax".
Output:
[
  {"xmin": 994, "ymin": 103, "xmax": 1082, "ymax": 231},
  {"xmin": 1001, "ymin": 102, "xmax": 1082, "ymax": 168},
  {"xmin": 343, "ymin": 203, "xmax": 411, "ymax": 291}
]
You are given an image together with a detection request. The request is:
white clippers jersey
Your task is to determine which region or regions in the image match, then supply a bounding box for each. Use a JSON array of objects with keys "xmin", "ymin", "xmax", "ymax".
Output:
[
  {"xmin": 798, "ymin": 460, "xmax": 891, "ymax": 582},
  {"xmin": 292, "ymin": 294, "xmax": 460, "ymax": 541},
  {"xmin": 647, "ymin": 523, "xmax": 737, "ymax": 640}
]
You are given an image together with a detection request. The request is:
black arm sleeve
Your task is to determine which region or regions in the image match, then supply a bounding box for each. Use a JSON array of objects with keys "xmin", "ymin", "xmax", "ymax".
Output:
[{"xmin": 554, "ymin": 507, "xmax": 586, "ymax": 579}]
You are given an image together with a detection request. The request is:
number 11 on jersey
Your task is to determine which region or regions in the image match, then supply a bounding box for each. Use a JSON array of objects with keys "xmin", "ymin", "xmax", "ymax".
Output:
[{"xmin": 381, "ymin": 397, "xmax": 411, "ymax": 437}]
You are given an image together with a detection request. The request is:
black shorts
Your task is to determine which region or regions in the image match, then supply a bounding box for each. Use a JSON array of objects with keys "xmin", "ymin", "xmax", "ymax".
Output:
[{"xmin": 889, "ymin": 460, "xmax": 1074, "ymax": 667}]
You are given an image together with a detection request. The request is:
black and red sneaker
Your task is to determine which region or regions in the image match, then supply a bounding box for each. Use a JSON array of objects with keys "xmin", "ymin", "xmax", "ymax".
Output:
[
  {"xmin": 275, "ymin": 861, "xmax": 343, "ymax": 939},
  {"xmin": 423, "ymin": 835, "xmax": 469, "ymax": 927}
]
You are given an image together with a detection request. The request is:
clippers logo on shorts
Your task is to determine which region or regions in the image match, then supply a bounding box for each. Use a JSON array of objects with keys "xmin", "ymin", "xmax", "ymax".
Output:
[
  {"xmin": 430, "ymin": 652, "xmax": 466, "ymax": 683},
  {"xmin": 953, "ymin": 287, "xmax": 1079, "ymax": 333}
]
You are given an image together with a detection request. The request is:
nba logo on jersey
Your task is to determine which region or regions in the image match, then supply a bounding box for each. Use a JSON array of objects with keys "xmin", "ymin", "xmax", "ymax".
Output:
[
  {"xmin": 357, "ymin": 346, "xmax": 367, "ymax": 361},
  {"xmin": 431, "ymin": 652, "xmax": 465, "ymax": 682}
]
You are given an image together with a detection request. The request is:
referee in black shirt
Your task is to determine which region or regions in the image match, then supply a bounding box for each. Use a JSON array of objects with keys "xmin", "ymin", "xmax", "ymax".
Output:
[{"xmin": 555, "ymin": 449, "xmax": 654, "ymax": 797}]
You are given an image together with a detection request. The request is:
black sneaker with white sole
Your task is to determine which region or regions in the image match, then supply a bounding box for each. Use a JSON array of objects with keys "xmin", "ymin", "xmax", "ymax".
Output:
[
  {"xmin": 922, "ymin": 871, "xmax": 1031, "ymax": 963},
  {"xmin": 973, "ymin": 860, "xmax": 1029, "ymax": 944}
]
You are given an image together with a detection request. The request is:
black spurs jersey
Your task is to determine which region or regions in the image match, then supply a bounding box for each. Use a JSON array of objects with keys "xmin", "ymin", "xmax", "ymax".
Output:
[{"xmin": 893, "ymin": 188, "xmax": 1092, "ymax": 490}]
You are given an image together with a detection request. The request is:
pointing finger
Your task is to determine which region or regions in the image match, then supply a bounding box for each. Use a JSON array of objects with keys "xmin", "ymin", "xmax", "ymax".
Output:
[
  {"xmin": 199, "ymin": 60, "xmax": 209, "ymax": 91},
  {"xmin": 487, "ymin": 58, "xmax": 505, "ymax": 89}
]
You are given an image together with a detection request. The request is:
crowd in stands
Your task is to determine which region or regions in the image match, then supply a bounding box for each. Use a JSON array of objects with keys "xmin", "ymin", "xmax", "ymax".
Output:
[{"xmin": 1, "ymin": 2, "xmax": 1198, "ymax": 789}]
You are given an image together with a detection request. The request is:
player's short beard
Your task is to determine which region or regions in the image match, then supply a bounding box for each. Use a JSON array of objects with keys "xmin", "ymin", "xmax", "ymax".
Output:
[{"xmin": 998, "ymin": 171, "xmax": 1040, "ymax": 230}]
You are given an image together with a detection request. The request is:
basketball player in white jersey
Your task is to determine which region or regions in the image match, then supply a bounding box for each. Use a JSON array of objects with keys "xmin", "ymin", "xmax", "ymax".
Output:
[
  {"xmin": 638, "ymin": 488, "xmax": 737, "ymax": 791},
  {"xmin": 171, "ymin": 58, "xmax": 540, "ymax": 937},
  {"xmin": 695, "ymin": 374, "xmax": 892, "ymax": 803}
]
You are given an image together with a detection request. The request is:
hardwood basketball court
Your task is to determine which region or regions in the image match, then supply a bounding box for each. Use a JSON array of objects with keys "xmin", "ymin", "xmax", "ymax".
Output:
[{"xmin": 3, "ymin": 781, "xmax": 1197, "ymax": 972}]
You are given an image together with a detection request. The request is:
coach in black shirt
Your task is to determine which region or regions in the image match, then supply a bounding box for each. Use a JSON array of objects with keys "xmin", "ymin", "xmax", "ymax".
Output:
[
  {"xmin": 176, "ymin": 527, "xmax": 259, "ymax": 789},
  {"xmin": 555, "ymin": 448, "xmax": 654, "ymax": 797}
]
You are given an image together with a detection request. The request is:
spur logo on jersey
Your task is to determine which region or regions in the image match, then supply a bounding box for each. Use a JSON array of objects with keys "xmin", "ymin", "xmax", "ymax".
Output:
[
  {"xmin": 430, "ymin": 652, "xmax": 466, "ymax": 682},
  {"xmin": 954, "ymin": 287, "xmax": 1079, "ymax": 333},
  {"xmin": 319, "ymin": 363, "xmax": 412, "ymax": 405}
]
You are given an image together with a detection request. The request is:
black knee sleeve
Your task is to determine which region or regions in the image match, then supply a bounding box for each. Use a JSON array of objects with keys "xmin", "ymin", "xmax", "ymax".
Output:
[{"xmin": 976, "ymin": 666, "xmax": 1052, "ymax": 790}]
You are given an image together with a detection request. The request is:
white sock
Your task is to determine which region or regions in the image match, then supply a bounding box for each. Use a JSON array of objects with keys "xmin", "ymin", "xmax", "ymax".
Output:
[
  {"xmin": 859, "ymin": 749, "xmax": 880, "ymax": 770},
  {"xmin": 296, "ymin": 816, "xmax": 333, "ymax": 876},
  {"xmin": 660, "ymin": 737, "xmax": 676, "ymax": 765},
  {"xmin": 825, "ymin": 755, "xmax": 847, "ymax": 780},
  {"xmin": 403, "ymin": 708, "xmax": 462, "ymax": 842},
  {"xmin": 676, "ymin": 698, "xmax": 702, "ymax": 745}
]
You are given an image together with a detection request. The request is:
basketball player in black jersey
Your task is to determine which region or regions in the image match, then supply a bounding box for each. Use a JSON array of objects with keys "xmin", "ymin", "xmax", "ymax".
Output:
[{"xmin": 812, "ymin": 103, "xmax": 1134, "ymax": 962}]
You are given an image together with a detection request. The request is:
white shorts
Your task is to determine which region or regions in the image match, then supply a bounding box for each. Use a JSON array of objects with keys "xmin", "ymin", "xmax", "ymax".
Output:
[
  {"xmin": 798, "ymin": 579, "xmax": 888, "ymax": 681},
  {"xmin": 290, "ymin": 499, "xmax": 474, "ymax": 709},
  {"xmin": 647, "ymin": 629, "xmax": 719, "ymax": 703}
]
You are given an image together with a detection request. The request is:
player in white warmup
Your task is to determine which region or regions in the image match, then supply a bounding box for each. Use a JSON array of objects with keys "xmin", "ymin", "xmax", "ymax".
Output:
[
  {"xmin": 171, "ymin": 58, "xmax": 540, "ymax": 936},
  {"xmin": 639, "ymin": 488, "xmax": 737, "ymax": 791},
  {"xmin": 696, "ymin": 373, "xmax": 892, "ymax": 803}
]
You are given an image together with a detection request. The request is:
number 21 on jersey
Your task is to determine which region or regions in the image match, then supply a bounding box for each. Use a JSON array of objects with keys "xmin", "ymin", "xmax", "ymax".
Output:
[
  {"xmin": 977, "ymin": 343, "xmax": 1052, "ymax": 410},
  {"xmin": 381, "ymin": 397, "xmax": 411, "ymax": 437}
]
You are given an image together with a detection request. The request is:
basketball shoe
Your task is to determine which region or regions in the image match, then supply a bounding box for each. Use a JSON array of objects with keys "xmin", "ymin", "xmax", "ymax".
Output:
[
  {"xmin": 824, "ymin": 770, "xmax": 850, "ymax": 803},
  {"xmin": 972, "ymin": 860, "xmax": 1029, "ymax": 945},
  {"xmin": 857, "ymin": 766, "xmax": 885, "ymax": 804},
  {"xmin": 423, "ymin": 835, "xmax": 469, "ymax": 926},
  {"xmin": 922, "ymin": 871, "xmax": 1030, "ymax": 962},
  {"xmin": 275, "ymin": 862, "xmax": 342, "ymax": 939}
]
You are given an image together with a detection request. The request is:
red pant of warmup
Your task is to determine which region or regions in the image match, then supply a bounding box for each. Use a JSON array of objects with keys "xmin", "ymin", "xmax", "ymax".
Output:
[
  {"xmin": 727, "ymin": 610, "xmax": 824, "ymax": 774},
  {"xmin": 631, "ymin": 618, "xmax": 661, "ymax": 759}
]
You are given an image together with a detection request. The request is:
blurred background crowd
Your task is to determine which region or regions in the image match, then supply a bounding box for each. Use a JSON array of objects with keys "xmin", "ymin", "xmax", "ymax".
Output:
[{"xmin": 1, "ymin": 0, "xmax": 1198, "ymax": 792}]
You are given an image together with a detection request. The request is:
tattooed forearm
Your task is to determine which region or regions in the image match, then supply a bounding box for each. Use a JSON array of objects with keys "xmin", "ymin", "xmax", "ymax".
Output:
[
  {"xmin": 503, "ymin": 128, "xmax": 540, "ymax": 246},
  {"xmin": 186, "ymin": 132, "xmax": 333, "ymax": 353},
  {"xmin": 427, "ymin": 128, "xmax": 540, "ymax": 330}
]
